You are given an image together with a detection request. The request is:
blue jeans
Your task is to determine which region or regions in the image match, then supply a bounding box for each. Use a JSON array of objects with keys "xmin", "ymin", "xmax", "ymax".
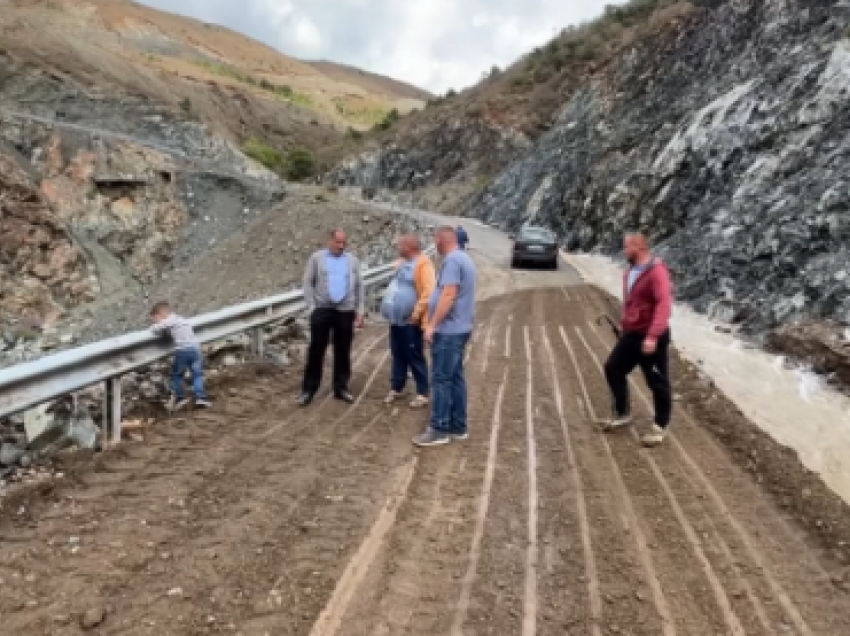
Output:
[
  {"xmin": 430, "ymin": 332, "xmax": 470, "ymax": 434},
  {"xmin": 172, "ymin": 348, "xmax": 208, "ymax": 400},
  {"xmin": 390, "ymin": 325, "xmax": 429, "ymax": 396}
]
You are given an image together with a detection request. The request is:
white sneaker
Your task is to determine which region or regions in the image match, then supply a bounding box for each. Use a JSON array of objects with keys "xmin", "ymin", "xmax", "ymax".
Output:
[
  {"xmin": 409, "ymin": 395, "xmax": 429, "ymax": 409},
  {"xmin": 601, "ymin": 415, "xmax": 632, "ymax": 431},
  {"xmin": 167, "ymin": 397, "xmax": 189, "ymax": 412},
  {"xmin": 641, "ymin": 425, "xmax": 667, "ymax": 447},
  {"xmin": 384, "ymin": 390, "xmax": 403, "ymax": 404}
]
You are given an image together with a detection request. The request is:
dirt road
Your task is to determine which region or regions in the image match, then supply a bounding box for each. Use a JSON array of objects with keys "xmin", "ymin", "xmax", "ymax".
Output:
[{"xmin": 1, "ymin": 237, "xmax": 849, "ymax": 635}]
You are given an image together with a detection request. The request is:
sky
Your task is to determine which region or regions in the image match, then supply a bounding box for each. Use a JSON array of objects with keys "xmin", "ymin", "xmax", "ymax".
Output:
[{"xmin": 137, "ymin": 0, "xmax": 615, "ymax": 94}]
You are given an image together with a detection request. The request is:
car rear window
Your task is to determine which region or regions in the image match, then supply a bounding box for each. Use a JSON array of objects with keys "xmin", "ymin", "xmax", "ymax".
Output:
[{"xmin": 519, "ymin": 228, "xmax": 553, "ymax": 241}]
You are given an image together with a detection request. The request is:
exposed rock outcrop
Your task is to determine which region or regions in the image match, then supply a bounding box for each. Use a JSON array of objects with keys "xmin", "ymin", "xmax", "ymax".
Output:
[
  {"xmin": 470, "ymin": 0, "xmax": 850, "ymax": 331},
  {"xmin": 335, "ymin": 0, "xmax": 850, "ymax": 333},
  {"xmin": 0, "ymin": 153, "xmax": 92, "ymax": 328}
]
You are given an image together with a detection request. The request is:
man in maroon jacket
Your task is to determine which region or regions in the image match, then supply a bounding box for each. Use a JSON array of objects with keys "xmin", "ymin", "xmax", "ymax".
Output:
[{"xmin": 603, "ymin": 233, "xmax": 673, "ymax": 447}]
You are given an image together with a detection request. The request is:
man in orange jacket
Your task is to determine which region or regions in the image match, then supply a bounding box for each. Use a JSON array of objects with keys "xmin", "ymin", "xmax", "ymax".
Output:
[
  {"xmin": 603, "ymin": 233, "xmax": 673, "ymax": 447},
  {"xmin": 381, "ymin": 235, "xmax": 436, "ymax": 408}
]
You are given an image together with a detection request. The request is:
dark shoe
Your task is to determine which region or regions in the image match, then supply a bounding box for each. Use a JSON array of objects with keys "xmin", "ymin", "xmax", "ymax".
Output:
[
  {"xmin": 334, "ymin": 391, "xmax": 355, "ymax": 404},
  {"xmin": 413, "ymin": 428, "xmax": 451, "ymax": 447},
  {"xmin": 297, "ymin": 392, "xmax": 315, "ymax": 407}
]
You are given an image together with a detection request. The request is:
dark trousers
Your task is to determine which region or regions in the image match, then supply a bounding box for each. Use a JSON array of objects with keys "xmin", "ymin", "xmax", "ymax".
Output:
[
  {"xmin": 390, "ymin": 325, "xmax": 429, "ymax": 396},
  {"xmin": 604, "ymin": 330, "xmax": 672, "ymax": 428},
  {"xmin": 302, "ymin": 308, "xmax": 355, "ymax": 394}
]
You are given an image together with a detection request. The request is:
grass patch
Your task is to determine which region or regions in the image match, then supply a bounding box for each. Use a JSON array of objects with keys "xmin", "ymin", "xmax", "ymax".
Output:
[
  {"xmin": 333, "ymin": 98, "xmax": 391, "ymax": 128},
  {"xmin": 193, "ymin": 60, "xmax": 314, "ymax": 107},
  {"xmin": 243, "ymin": 139, "xmax": 317, "ymax": 182}
]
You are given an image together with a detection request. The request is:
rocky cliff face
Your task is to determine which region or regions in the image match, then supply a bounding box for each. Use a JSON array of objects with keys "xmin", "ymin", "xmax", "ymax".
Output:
[
  {"xmin": 0, "ymin": 154, "xmax": 93, "ymax": 329},
  {"xmin": 328, "ymin": 117, "xmax": 530, "ymax": 214},
  {"xmin": 471, "ymin": 0, "xmax": 850, "ymax": 332},
  {"xmin": 335, "ymin": 0, "xmax": 850, "ymax": 333}
]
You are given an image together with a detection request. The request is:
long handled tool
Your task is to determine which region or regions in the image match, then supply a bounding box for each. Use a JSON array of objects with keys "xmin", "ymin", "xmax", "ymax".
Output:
[
  {"xmin": 594, "ymin": 314, "xmax": 621, "ymax": 425},
  {"xmin": 596, "ymin": 314, "xmax": 621, "ymax": 339}
]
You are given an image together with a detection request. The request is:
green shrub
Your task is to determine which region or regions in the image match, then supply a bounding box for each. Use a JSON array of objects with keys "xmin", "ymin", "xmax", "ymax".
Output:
[
  {"xmin": 283, "ymin": 148, "xmax": 317, "ymax": 181},
  {"xmin": 373, "ymin": 108, "xmax": 401, "ymax": 132},
  {"xmin": 272, "ymin": 84, "xmax": 294, "ymax": 98},
  {"xmin": 243, "ymin": 140, "xmax": 317, "ymax": 181}
]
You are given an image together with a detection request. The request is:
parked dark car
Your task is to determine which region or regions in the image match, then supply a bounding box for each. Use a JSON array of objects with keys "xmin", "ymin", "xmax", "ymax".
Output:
[{"xmin": 510, "ymin": 226, "xmax": 558, "ymax": 270}]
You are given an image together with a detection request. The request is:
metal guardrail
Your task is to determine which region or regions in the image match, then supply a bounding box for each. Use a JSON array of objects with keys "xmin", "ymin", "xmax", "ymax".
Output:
[{"xmin": 0, "ymin": 259, "xmax": 405, "ymax": 442}]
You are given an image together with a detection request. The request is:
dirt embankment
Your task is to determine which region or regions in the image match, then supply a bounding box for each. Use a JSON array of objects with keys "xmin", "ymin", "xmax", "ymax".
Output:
[{"xmin": 767, "ymin": 321, "xmax": 850, "ymax": 392}]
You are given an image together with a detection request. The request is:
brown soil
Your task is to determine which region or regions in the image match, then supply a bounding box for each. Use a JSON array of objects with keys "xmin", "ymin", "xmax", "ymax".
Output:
[{"xmin": 1, "ymin": 286, "xmax": 849, "ymax": 635}]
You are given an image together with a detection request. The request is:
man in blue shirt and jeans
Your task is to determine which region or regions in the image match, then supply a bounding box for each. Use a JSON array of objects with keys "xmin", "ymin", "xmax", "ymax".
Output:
[{"xmin": 414, "ymin": 226, "xmax": 477, "ymax": 447}]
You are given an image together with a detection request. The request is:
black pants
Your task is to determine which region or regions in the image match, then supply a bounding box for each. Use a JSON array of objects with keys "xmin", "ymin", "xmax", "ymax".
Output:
[
  {"xmin": 302, "ymin": 308, "xmax": 355, "ymax": 394},
  {"xmin": 604, "ymin": 330, "xmax": 672, "ymax": 428}
]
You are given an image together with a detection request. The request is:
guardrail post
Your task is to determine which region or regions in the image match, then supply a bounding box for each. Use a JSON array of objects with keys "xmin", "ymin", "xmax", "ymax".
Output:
[
  {"xmin": 250, "ymin": 327, "xmax": 264, "ymax": 359},
  {"xmin": 103, "ymin": 377, "xmax": 122, "ymax": 444}
]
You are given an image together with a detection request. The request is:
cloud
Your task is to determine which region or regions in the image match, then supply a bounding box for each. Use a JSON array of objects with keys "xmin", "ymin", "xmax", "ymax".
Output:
[{"xmin": 137, "ymin": 0, "xmax": 616, "ymax": 93}]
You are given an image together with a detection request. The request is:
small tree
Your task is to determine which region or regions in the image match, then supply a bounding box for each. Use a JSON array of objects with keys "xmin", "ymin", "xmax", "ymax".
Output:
[
  {"xmin": 373, "ymin": 108, "xmax": 401, "ymax": 132},
  {"xmin": 284, "ymin": 148, "xmax": 316, "ymax": 181}
]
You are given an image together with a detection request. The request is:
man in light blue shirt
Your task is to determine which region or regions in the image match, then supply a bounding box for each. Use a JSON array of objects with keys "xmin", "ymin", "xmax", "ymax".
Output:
[
  {"xmin": 299, "ymin": 229, "xmax": 364, "ymax": 406},
  {"xmin": 414, "ymin": 226, "xmax": 477, "ymax": 447}
]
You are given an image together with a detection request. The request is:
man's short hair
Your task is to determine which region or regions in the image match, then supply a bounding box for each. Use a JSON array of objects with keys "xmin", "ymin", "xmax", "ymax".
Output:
[
  {"xmin": 625, "ymin": 232, "xmax": 649, "ymax": 247},
  {"xmin": 436, "ymin": 225, "xmax": 457, "ymax": 239},
  {"xmin": 403, "ymin": 234, "xmax": 422, "ymax": 251},
  {"xmin": 328, "ymin": 228, "xmax": 346, "ymax": 239},
  {"xmin": 150, "ymin": 300, "xmax": 171, "ymax": 316}
]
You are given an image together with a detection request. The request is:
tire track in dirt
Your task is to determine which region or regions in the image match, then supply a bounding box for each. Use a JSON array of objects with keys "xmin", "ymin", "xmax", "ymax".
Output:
[
  {"xmin": 572, "ymin": 326, "xmax": 747, "ymax": 636},
  {"xmin": 309, "ymin": 457, "xmax": 419, "ymax": 636},
  {"xmin": 578, "ymin": 288, "xmax": 850, "ymax": 634},
  {"xmin": 521, "ymin": 326, "xmax": 540, "ymax": 636},
  {"xmin": 582, "ymin": 315, "xmax": 829, "ymax": 635},
  {"xmin": 330, "ymin": 295, "xmax": 516, "ymax": 636},
  {"xmin": 461, "ymin": 296, "xmax": 529, "ymax": 634},
  {"xmin": 0, "ymin": 331, "xmax": 404, "ymax": 635},
  {"xmin": 450, "ymin": 367, "xmax": 509, "ymax": 636},
  {"xmin": 540, "ymin": 326, "xmax": 603, "ymax": 636},
  {"xmin": 566, "ymin": 285, "xmax": 850, "ymax": 635},
  {"xmin": 124, "ymin": 337, "xmax": 399, "ymax": 634},
  {"xmin": 522, "ymin": 290, "xmax": 596, "ymax": 635},
  {"xmin": 556, "ymin": 321, "xmax": 676, "ymax": 635}
]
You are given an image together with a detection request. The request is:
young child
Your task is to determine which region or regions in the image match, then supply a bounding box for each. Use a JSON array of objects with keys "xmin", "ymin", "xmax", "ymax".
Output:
[{"xmin": 149, "ymin": 301, "xmax": 212, "ymax": 410}]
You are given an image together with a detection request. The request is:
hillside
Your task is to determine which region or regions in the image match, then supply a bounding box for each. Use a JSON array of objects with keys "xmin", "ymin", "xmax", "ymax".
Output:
[
  {"xmin": 307, "ymin": 60, "xmax": 432, "ymax": 104},
  {"xmin": 331, "ymin": 0, "xmax": 850, "ymax": 336},
  {"xmin": 0, "ymin": 0, "xmax": 432, "ymax": 366},
  {"xmin": 0, "ymin": 0, "xmax": 427, "ymax": 142}
]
